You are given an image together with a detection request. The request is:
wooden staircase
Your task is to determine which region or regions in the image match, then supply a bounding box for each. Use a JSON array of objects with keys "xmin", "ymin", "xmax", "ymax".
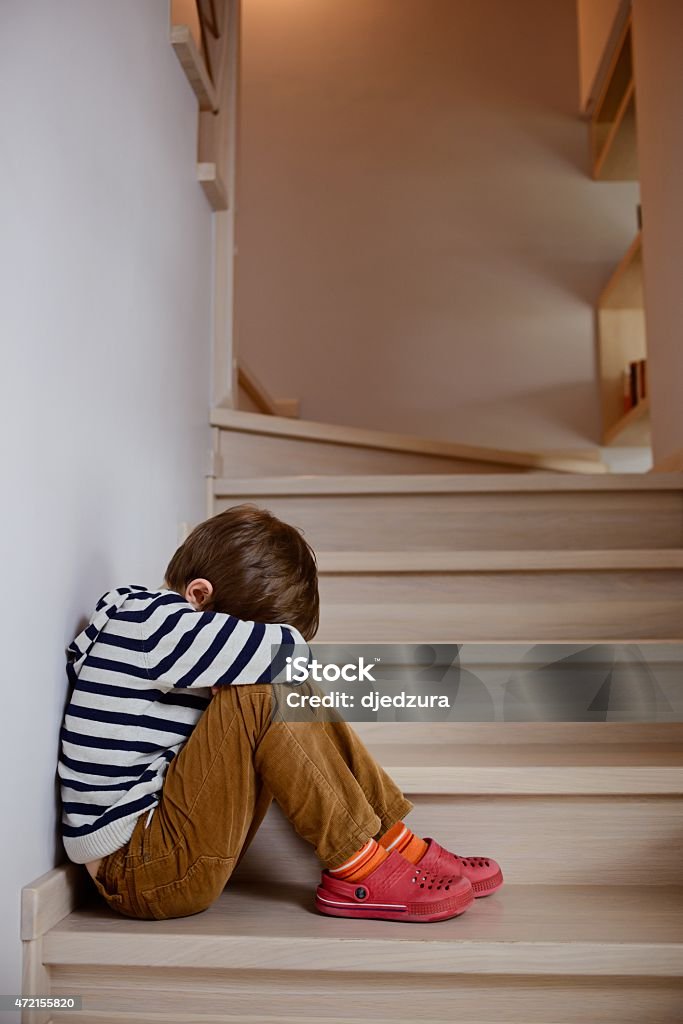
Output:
[
  {"xmin": 24, "ymin": 412, "xmax": 683, "ymax": 1023},
  {"xmin": 214, "ymin": 470, "xmax": 683, "ymax": 641}
]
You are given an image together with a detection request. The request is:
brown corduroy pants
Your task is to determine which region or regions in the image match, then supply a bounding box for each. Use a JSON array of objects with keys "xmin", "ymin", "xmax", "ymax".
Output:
[{"xmin": 92, "ymin": 683, "xmax": 413, "ymax": 920}]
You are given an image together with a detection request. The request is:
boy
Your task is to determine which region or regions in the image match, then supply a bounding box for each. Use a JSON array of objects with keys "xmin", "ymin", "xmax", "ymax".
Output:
[{"xmin": 59, "ymin": 505, "xmax": 502, "ymax": 923}]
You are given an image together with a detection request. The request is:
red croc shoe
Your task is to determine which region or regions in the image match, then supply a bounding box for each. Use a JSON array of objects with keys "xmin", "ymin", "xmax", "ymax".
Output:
[
  {"xmin": 419, "ymin": 838, "xmax": 504, "ymax": 897},
  {"xmin": 316, "ymin": 849, "xmax": 474, "ymax": 922}
]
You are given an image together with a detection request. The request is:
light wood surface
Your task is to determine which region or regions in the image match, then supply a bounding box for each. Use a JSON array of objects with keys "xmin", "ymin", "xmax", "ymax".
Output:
[
  {"xmin": 582, "ymin": 0, "xmax": 632, "ymax": 116},
  {"xmin": 235, "ymin": 795, "xmax": 683, "ymax": 887},
  {"xmin": 600, "ymin": 233, "xmax": 643, "ymax": 309},
  {"xmin": 202, "ymin": 0, "xmax": 239, "ymax": 408},
  {"xmin": 591, "ymin": 14, "xmax": 638, "ymax": 181},
  {"xmin": 594, "ymin": 80, "xmax": 638, "ymax": 180},
  {"xmin": 315, "ymin": 549, "xmax": 683, "ymax": 572},
  {"xmin": 316, "ymin": 566, "xmax": 683, "ymax": 640},
  {"xmin": 46, "ymin": 972, "xmax": 683, "ymax": 1024},
  {"xmin": 21, "ymin": 865, "xmax": 89, "ymax": 1023},
  {"xmin": 353, "ymin": 720, "xmax": 683, "ymax": 746},
  {"xmin": 21, "ymin": 864, "xmax": 88, "ymax": 942},
  {"xmin": 21, "ymin": 937, "xmax": 50, "ymax": 1024},
  {"xmin": 213, "ymin": 471, "xmax": 683, "ymax": 494},
  {"xmin": 237, "ymin": 362, "xmax": 300, "ymax": 418},
  {"xmin": 214, "ymin": 487, "xmax": 683, "ymax": 553},
  {"xmin": 602, "ymin": 396, "xmax": 649, "ymax": 446},
  {"xmin": 43, "ymin": 884, "xmax": 683, "ymax": 976},
  {"xmin": 597, "ymin": 233, "xmax": 648, "ymax": 445},
  {"xmin": 367, "ymin": 742, "xmax": 683, "ymax": 794},
  {"xmin": 169, "ymin": 25, "xmax": 218, "ymax": 112},
  {"xmin": 211, "ymin": 408, "xmax": 607, "ymax": 473},
  {"xmin": 218, "ymin": 426, "xmax": 533, "ymax": 476},
  {"xmin": 196, "ymin": 162, "xmax": 228, "ymax": 211},
  {"xmin": 316, "ymin": 601, "xmax": 683, "ymax": 642}
]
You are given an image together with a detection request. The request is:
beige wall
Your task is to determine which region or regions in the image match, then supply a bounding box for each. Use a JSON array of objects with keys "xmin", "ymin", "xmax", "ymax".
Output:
[
  {"xmin": 235, "ymin": 0, "xmax": 638, "ymax": 450},
  {"xmin": 576, "ymin": 0, "xmax": 624, "ymax": 109},
  {"xmin": 632, "ymin": 0, "xmax": 683, "ymax": 465}
]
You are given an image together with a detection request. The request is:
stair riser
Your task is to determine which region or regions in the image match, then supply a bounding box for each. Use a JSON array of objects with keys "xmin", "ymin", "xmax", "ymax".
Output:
[
  {"xmin": 316, "ymin": 569, "xmax": 683, "ymax": 640},
  {"xmin": 234, "ymin": 797, "xmax": 683, "ymax": 886},
  {"xmin": 49, "ymin": 967, "xmax": 683, "ymax": 1024},
  {"xmin": 218, "ymin": 432, "xmax": 528, "ymax": 477},
  {"xmin": 213, "ymin": 491, "xmax": 683, "ymax": 550}
]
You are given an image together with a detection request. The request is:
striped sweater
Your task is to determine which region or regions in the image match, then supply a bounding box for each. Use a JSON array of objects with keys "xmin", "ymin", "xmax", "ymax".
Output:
[{"xmin": 58, "ymin": 585, "xmax": 307, "ymax": 863}]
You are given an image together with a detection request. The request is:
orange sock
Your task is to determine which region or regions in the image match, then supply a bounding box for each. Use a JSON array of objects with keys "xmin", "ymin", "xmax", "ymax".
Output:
[
  {"xmin": 379, "ymin": 822, "xmax": 428, "ymax": 865},
  {"xmin": 329, "ymin": 839, "xmax": 388, "ymax": 882}
]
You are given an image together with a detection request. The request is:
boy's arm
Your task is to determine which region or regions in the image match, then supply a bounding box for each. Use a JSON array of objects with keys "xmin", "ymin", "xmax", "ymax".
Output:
[{"xmin": 139, "ymin": 606, "xmax": 308, "ymax": 689}]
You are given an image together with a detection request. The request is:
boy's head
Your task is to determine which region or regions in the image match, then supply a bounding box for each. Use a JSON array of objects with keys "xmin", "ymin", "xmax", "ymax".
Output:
[{"xmin": 164, "ymin": 504, "xmax": 319, "ymax": 640}]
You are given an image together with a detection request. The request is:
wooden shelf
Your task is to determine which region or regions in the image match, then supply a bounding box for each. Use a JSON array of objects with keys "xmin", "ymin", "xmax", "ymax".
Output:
[
  {"xmin": 597, "ymin": 233, "xmax": 648, "ymax": 446},
  {"xmin": 591, "ymin": 15, "xmax": 638, "ymax": 181}
]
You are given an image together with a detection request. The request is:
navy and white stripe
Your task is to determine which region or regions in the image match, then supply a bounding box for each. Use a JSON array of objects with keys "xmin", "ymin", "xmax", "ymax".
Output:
[{"xmin": 59, "ymin": 586, "xmax": 307, "ymax": 863}]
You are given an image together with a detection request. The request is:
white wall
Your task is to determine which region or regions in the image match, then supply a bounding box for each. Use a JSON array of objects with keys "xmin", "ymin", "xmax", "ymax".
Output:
[
  {"xmin": 632, "ymin": 0, "xmax": 683, "ymax": 465},
  {"xmin": 0, "ymin": 0, "xmax": 212, "ymax": 1000},
  {"xmin": 576, "ymin": 0, "xmax": 624, "ymax": 109},
  {"xmin": 236, "ymin": 0, "xmax": 638, "ymax": 451}
]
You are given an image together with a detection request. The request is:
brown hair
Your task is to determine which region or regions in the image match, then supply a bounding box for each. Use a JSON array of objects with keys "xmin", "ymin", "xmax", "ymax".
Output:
[{"xmin": 164, "ymin": 504, "xmax": 319, "ymax": 640}]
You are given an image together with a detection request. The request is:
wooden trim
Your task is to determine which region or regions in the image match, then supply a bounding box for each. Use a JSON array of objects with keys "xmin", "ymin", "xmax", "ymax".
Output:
[
  {"xmin": 316, "ymin": 550, "xmax": 683, "ymax": 574},
  {"xmin": 197, "ymin": 162, "xmax": 228, "ymax": 211},
  {"xmin": 599, "ymin": 232, "xmax": 642, "ymax": 308},
  {"xmin": 592, "ymin": 76, "xmax": 637, "ymax": 181},
  {"xmin": 272, "ymin": 398, "xmax": 301, "ymax": 419},
  {"xmin": 21, "ymin": 938, "xmax": 50, "ymax": 1024},
  {"xmin": 213, "ymin": 471, "xmax": 683, "ymax": 496},
  {"xmin": 210, "ymin": 409, "xmax": 608, "ymax": 474},
  {"xmin": 652, "ymin": 448, "xmax": 683, "ymax": 473},
  {"xmin": 21, "ymin": 865, "xmax": 89, "ymax": 1021},
  {"xmin": 21, "ymin": 864, "xmax": 88, "ymax": 942},
  {"xmin": 170, "ymin": 25, "xmax": 218, "ymax": 112},
  {"xmin": 210, "ymin": 0, "xmax": 240, "ymax": 408},
  {"xmin": 583, "ymin": 1, "xmax": 633, "ymax": 117},
  {"xmin": 602, "ymin": 396, "xmax": 649, "ymax": 445},
  {"xmin": 238, "ymin": 364, "xmax": 300, "ymax": 418}
]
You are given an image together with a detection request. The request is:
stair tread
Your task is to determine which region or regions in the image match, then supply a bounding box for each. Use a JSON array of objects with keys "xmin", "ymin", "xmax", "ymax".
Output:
[
  {"xmin": 214, "ymin": 471, "xmax": 683, "ymax": 495},
  {"xmin": 371, "ymin": 742, "xmax": 683, "ymax": 768},
  {"xmin": 45, "ymin": 884, "xmax": 683, "ymax": 976},
  {"xmin": 316, "ymin": 550, "xmax": 683, "ymax": 571}
]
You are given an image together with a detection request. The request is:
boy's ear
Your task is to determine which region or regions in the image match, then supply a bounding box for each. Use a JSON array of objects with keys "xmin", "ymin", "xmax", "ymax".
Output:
[{"xmin": 184, "ymin": 578, "xmax": 214, "ymax": 610}]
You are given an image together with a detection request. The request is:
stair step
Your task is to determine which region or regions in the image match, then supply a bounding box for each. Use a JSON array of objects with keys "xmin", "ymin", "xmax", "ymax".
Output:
[
  {"xmin": 316, "ymin": 572, "xmax": 683, "ymax": 641},
  {"xmin": 213, "ymin": 473, "xmax": 683, "ymax": 552},
  {"xmin": 46, "ymin": 968, "xmax": 683, "ymax": 1024},
  {"xmin": 48, "ymin": 1017, "xmax": 533, "ymax": 1024},
  {"xmin": 215, "ymin": 473, "xmax": 683, "ymax": 495},
  {"xmin": 316, "ymin": 549, "xmax": 683, "ymax": 572},
  {"xmin": 353, "ymin": 720, "xmax": 683, "ymax": 745},
  {"xmin": 44, "ymin": 884, "xmax": 683, "ymax": 977},
  {"xmin": 368, "ymin": 742, "xmax": 683, "ymax": 794},
  {"xmin": 211, "ymin": 409, "xmax": 607, "ymax": 475},
  {"xmin": 234, "ymin": 754, "xmax": 683, "ymax": 885}
]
